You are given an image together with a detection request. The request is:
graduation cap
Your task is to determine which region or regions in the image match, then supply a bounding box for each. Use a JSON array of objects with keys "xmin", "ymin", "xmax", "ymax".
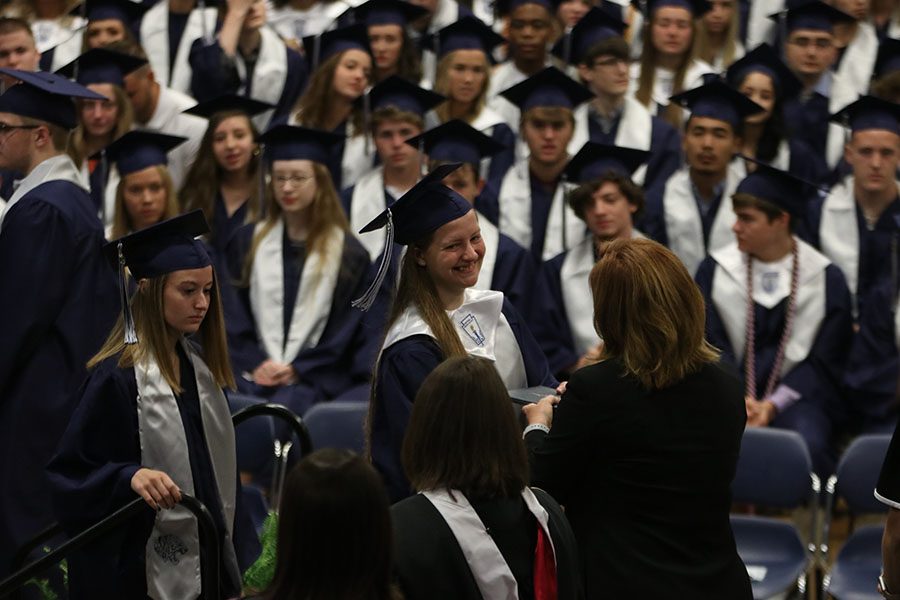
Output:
[
  {"xmin": 725, "ymin": 43, "xmax": 803, "ymax": 101},
  {"xmin": 734, "ymin": 159, "xmax": 817, "ymax": 218},
  {"xmin": 633, "ymin": 0, "xmax": 711, "ymax": 17},
  {"xmin": 105, "ymin": 210, "xmax": 211, "ymax": 344},
  {"xmin": 830, "ymin": 95, "xmax": 900, "ymax": 136},
  {"xmin": 494, "ymin": 0, "xmax": 556, "ymax": 17},
  {"xmin": 670, "ymin": 78, "xmax": 765, "ymax": 129},
  {"xmin": 183, "ymin": 94, "xmax": 275, "ymax": 120},
  {"xmin": 369, "ymin": 76, "xmax": 445, "ymax": 116},
  {"xmin": 768, "ymin": 0, "xmax": 854, "ymax": 33},
  {"xmin": 499, "ymin": 66, "xmax": 594, "ymax": 112},
  {"xmin": 352, "ymin": 163, "xmax": 472, "ymax": 310},
  {"xmin": 875, "ymin": 37, "xmax": 900, "ymax": 80},
  {"xmin": 0, "ymin": 69, "xmax": 107, "ymax": 129},
  {"xmin": 72, "ymin": 0, "xmax": 148, "ymax": 24},
  {"xmin": 98, "ymin": 129, "xmax": 186, "ymax": 176},
  {"xmin": 564, "ymin": 142, "xmax": 650, "ymax": 183},
  {"xmin": 551, "ymin": 6, "xmax": 628, "ymax": 66},
  {"xmin": 302, "ymin": 24, "xmax": 371, "ymax": 70},
  {"xmin": 341, "ymin": 0, "xmax": 428, "ymax": 27},
  {"xmin": 405, "ymin": 119, "xmax": 506, "ymax": 165},
  {"xmin": 421, "ymin": 16, "xmax": 506, "ymax": 61},
  {"xmin": 56, "ymin": 47, "xmax": 147, "ymax": 87},
  {"xmin": 259, "ymin": 123, "xmax": 344, "ymax": 164}
]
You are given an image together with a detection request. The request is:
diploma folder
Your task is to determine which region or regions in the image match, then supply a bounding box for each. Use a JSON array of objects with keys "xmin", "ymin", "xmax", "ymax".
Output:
[{"xmin": 509, "ymin": 386, "xmax": 558, "ymax": 405}]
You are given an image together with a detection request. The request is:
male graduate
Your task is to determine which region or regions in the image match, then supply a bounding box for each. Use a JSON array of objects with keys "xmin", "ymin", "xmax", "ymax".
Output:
[
  {"xmin": 695, "ymin": 162, "xmax": 853, "ymax": 477},
  {"xmin": 341, "ymin": 76, "xmax": 444, "ymax": 262},
  {"xmin": 532, "ymin": 142, "xmax": 649, "ymax": 378},
  {"xmin": 0, "ymin": 69, "xmax": 118, "ymax": 576},
  {"xmin": 481, "ymin": 66, "xmax": 593, "ymax": 263},
  {"xmin": 559, "ymin": 5, "xmax": 682, "ymax": 191},
  {"xmin": 0, "ymin": 18, "xmax": 40, "ymax": 200}
]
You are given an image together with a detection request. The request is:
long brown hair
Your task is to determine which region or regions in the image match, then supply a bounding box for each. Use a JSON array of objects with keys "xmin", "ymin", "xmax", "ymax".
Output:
[
  {"xmin": 433, "ymin": 50, "xmax": 490, "ymax": 124},
  {"xmin": 292, "ymin": 51, "xmax": 368, "ymax": 133},
  {"xmin": 180, "ymin": 110, "xmax": 263, "ymax": 235},
  {"xmin": 109, "ymin": 165, "xmax": 180, "ymax": 240},
  {"xmin": 88, "ymin": 269, "xmax": 235, "ymax": 393},
  {"xmin": 591, "ymin": 238, "xmax": 719, "ymax": 389},
  {"xmin": 402, "ymin": 356, "xmax": 529, "ymax": 498},
  {"xmin": 67, "ymin": 85, "xmax": 134, "ymax": 167},
  {"xmin": 634, "ymin": 10, "xmax": 696, "ymax": 129}
]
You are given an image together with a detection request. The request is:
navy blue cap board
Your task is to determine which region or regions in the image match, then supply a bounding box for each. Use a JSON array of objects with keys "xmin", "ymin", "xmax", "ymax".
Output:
[
  {"xmin": 56, "ymin": 47, "xmax": 147, "ymax": 87},
  {"xmin": 302, "ymin": 23, "xmax": 371, "ymax": 70},
  {"xmin": 72, "ymin": 0, "xmax": 148, "ymax": 24},
  {"xmin": 494, "ymin": 0, "xmax": 556, "ymax": 17},
  {"xmin": 259, "ymin": 123, "xmax": 344, "ymax": 164},
  {"xmin": 632, "ymin": 0, "xmax": 711, "ymax": 17},
  {"xmin": 183, "ymin": 94, "xmax": 275, "ymax": 120},
  {"xmin": 499, "ymin": 66, "xmax": 594, "ymax": 111},
  {"xmin": 830, "ymin": 95, "xmax": 900, "ymax": 136},
  {"xmin": 768, "ymin": 0, "xmax": 854, "ymax": 33},
  {"xmin": 97, "ymin": 129, "xmax": 187, "ymax": 176},
  {"xmin": 405, "ymin": 119, "xmax": 506, "ymax": 165},
  {"xmin": 670, "ymin": 78, "xmax": 765, "ymax": 129},
  {"xmin": 875, "ymin": 37, "xmax": 900, "ymax": 80},
  {"xmin": 725, "ymin": 43, "xmax": 803, "ymax": 102},
  {"xmin": 0, "ymin": 69, "xmax": 107, "ymax": 129},
  {"xmin": 564, "ymin": 142, "xmax": 650, "ymax": 183},
  {"xmin": 551, "ymin": 5, "xmax": 628, "ymax": 66},
  {"xmin": 421, "ymin": 16, "xmax": 506, "ymax": 61},
  {"xmin": 734, "ymin": 158, "xmax": 817, "ymax": 218},
  {"xmin": 369, "ymin": 75, "xmax": 446, "ymax": 116},
  {"xmin": 340, "ymin": 0, "xmax": 428, "ymax": 27}
]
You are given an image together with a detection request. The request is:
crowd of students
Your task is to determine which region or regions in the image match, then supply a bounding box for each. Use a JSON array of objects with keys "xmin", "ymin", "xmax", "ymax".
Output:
[{"xmin": 1, "ymin": 0, "xmax": 900, "ymax": 596}]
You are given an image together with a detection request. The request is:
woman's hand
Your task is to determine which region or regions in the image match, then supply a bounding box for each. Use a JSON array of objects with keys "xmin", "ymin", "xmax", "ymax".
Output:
[
  {"xmin": 131, "ymin": 468, "xmax": 182, "ymax": 510},
  {"xmin": 253, "ymin": 360, "xmax": 295, "ymax": 387},
  {"xmin": 522, "ymin": 394, "xmax": 560, "ymax": 428}
]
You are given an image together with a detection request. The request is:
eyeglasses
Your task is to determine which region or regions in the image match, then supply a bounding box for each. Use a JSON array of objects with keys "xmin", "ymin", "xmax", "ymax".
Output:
[
  {"xmin": 788, "ymin": 36, "xmax": 834, "ymax": 49},
  {"xmin": 0, "ymin": 122, "xmax": 38, "ymax": 135},
  {"xmin": 273, "ymin": 174, "xmax": 313, "ymax": 187}
]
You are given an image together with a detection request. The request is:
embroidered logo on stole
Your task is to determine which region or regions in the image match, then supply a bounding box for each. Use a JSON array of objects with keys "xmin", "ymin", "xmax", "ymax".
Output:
[
  {"xmin": 153, "ymin": 534, "xmax": 189, "ymax": 564},
  {"xmin": 459, "ymin": 313, "xmax": 486, "ymax": 346},
  {"xmin": 762, "ymin": 271, "xmax": 779, "ymax": 294}
]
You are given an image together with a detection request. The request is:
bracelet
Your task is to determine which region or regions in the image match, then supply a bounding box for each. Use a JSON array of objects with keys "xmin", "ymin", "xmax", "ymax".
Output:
[{"xmin": 523, "ymin": 424, "xmax": 550, "ymax": 438}]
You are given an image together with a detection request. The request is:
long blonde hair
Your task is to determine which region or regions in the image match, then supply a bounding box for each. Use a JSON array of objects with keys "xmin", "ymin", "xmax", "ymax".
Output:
[
  {"xmin": 67, "ymin": 85, "xmax": 134, "ymax": 167},
  {"xmin": 109, "ymin": 165, "xmax": 180, "ymax": 240},
  {"xmin": 88, "ymin": 270, "xmax": 235, "ymax": 393},
  {"xmin": 691, "ymin": 2, "xmax": 740, "ymax": 68},
  {"xmin": 635, "ymin": 10, "xmax": 697, "ymax": 129},
  {"xmin": 433, "ymin": 50, "xmax": 491, "ymax": 124}
]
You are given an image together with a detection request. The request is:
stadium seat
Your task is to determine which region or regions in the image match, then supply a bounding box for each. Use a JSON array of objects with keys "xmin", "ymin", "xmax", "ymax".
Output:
[{"xmin": 303, "ymin": 401, "xmax": 368, "ymax": 454}]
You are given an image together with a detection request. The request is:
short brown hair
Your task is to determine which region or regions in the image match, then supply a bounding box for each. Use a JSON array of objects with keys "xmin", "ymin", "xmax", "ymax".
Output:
[
  {"xmin": 0, "ymin": 17, "xmax": 33, "ymax": 38},
  {"xmin": 402, "ymin": 356, "xmax": 529, "ymax": 498},
  {"xmin": 580, "ymin": 36, "xmax": 629, "ymax": 67},
  {"xmin": 591, "ymin": 238, "xmax": 719, "ymax": 389},
  {"xmin": 521, "ymin": 105, "xmax": 575, "ymax": 128},
  {"xmin": 20, "ymin": 115, "xmax": 69, "ymax": 152},
  {"xmin": 370, "ymin": 105, "xmax": 423, "ymax": 136},
  {"xmin": 568, "ymin": 171, "xmax": 645, "ymax": 221},
  {"xmin": 732, "ymin": 192, "xmax": 793, "ymax": 231},
  {"xmin": 872, "ymin": 71, "xmax": 900, "ymax": 104}
]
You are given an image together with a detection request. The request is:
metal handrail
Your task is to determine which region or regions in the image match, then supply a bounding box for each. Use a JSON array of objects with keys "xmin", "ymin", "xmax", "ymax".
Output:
[
  {"xmin": 231, "ymin": 402, "xmax": 313, "ymax": 457},
  {"xmin": 0, "ymin": 494, "xmax": 220, "ymax": 599}
]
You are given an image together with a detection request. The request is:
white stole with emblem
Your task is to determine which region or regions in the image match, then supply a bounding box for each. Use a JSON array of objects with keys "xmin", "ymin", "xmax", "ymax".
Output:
[
  {"xmin": 0, "ymin": 154, "xmax": 88, "ymax": 232},
  {"xmin": 382, "ymin": 288, "xmax": 527, "ymax": 389},
  {"xmin": 473, "ymin": 214, "xmax": 499, "ymax": 292},
  {"xmin": 350, "ymin": 166, "xmax": 390, "ymax": 261},
  {"xmin": 498, "ymin": 160, "xmax": 586, "ymax": 262},
  {"xmin": 135, "ymin": 341, "xmax": 239, "ymax": 600},
  {"xmin": 710, "ymin": 239, "xmax": 830, "ymax": 376},
  {"xmin": 140, "ymin": 3, "xmax": 218, "ymax": 93},
  {"xmin": 234, "ymin": 26, "xmax": 289, "ymax": 131},
  {"xmin": 819, "ymin": 176, "xmax": 861, "ymax": 300},
  {"xmin": 249, "ymin": 221, "xmax": 343, "ymax": 364},
  {"xmin": 421, "ymin": 487, "xmax": 556, "ymax": 600},
  {"xmin": 835, "ymin": 22, "xmax": 878, "ymax": 97},
  {"xmin": 663, "ymin": 166, "xmax": 739, "ymax": 277}
]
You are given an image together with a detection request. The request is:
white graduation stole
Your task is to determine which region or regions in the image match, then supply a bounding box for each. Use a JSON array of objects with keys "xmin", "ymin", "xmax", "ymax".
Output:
[
  {"xmin": 560, "ymin": 236, "xmax": 599, "ymax": 356},
  {"xmin": 825, "ymin": 72, "xmax": 859, "ymax": 170},
  {"xmin": 835, "ymin": 21, "xmax": 878, "ymax": 98},
  {"xmin": 350, "ymin": 166, "xmax": 391, "ymax": 262},
  {"xmin": 235, "ymin": 26, "xmax": 289, "ymax": 131},
  {"xmin": 471, "ymin": 108, "xmax": 507, "ymax": 181},
  {"xmin": 473, "ymin": 215, "xmax": 499, "ymax": 293},
  {"xmin": 421, "ymin": 487, "xmax": 557, "ymax": 600},
  {"xmin": 47, "ymin": 28, "xmax": 83, "ymax": 71},
  {"xmin": 0, "ymin": 154, "xmax": 88, "ymax": 232},
  {"xmin": 819, "ymin": 176, "xmax": 861, "ymax": 301},
  {"xmin": 498, "ymin": 161, "xmax": 587, "ymax": 261},
  {"xmin": 663, "ymin": 166, "xmax": 739, "ymax": 277},
  {"xmin": 746, "ymin": 0, "xmax": 783, "ymax": 48},
  {"xmin": 249, "ymin": 221, "xmax": 343, "ymax": 364},
  {"xmin": 80, "ymin": 160, "xmax": 120, "ymax": 228},
  {"xmin": 135, "ymin": 341, "xmax": 238, "ymax": 600},
  {"xmin": 731, "ymin": 141, "xmax": 791, "ymax": 180},
  {"xmin": 710, "ymin": 239, "xmax": 830, "ymax": 376},
  {"xmin": 341, "ymin": 121, "xmax": 375, "ymax": 190},
  {"xmin": 140, "ymin": 3, "xmax": 218, "ymax": 93}
]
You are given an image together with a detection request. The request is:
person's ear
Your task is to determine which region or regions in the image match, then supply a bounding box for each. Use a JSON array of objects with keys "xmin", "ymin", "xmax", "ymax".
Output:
[{"xmin": 413, "ymin": 247, "xmax": 427, "ymax": 266}]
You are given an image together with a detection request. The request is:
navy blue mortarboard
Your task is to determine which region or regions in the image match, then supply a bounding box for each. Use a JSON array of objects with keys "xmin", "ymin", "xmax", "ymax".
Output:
[
  {"xmin": 56, "ymin": 47, "xmax": 147, "ymax": 87},
  {"xmin": 769, "ymin": 0, "xmax": 854, "ymax": 33},
  {"xmin": 500, "ymin": 66, "xmax": 594, "ymax": 111},
  {"xmin": 564, "ymin": 142, "xmax": 650, "ymax": 182},
  {"xmin": 353, "ymin": 164, "xmax": 472, "ymax": 310},
  {"xmin": 635, "ymin": 0, "xmax": 711, "ymax": 17},
  {"xmin": 342, "ymin": 0, "xmax": 428, "ymax": 27},
  {"xmin": 421, "ymin": 16, "xmax": 506, "ymax": 60},
  {"xmin": 830, "ymin": 95, "xmax": 900, "ymax": 135},
  {"xmin": 259, "ymin": 124, "xmax": 344, "ymax": 164},
  {"xmin": 875, "ymin": 37, "xmax": 900, "ymax": 80},
  {"xmin": 105, "ymin": 210, "xmax": 212, "ymax": 343},
  {"xmin": 0, "ymin": 69, "xmax": 107, "ymax": 129},
  {"xmin": 302, "ymin": 24, "xmax": 371, "ymax": 69},
  {"xmin": 670, "ymin": 78, "xmax": 765, "ymax": 128},
  {"xmin": 735, "ymin": 159, "xmax": 816, "ymax": 217},
  {"xmin": 99, "ymin": 130, "xmax": 186, "ymax": 176},
  {"xmin": 405, "ymin": 119, "xmax": 506, "ymax": 165},
  {"xmin": 725, "ymin": 43, "xmax": 802, "ymax": 101},
  {"xmin": 494, "ymin": 0, "xmax": 555, "ymax": 17},
  {"xmin": 551, "ymin": 6, "xmax": 627, "ymax": 65},
  {"xmin": 369, "ymin": 75, "xmax": 445, "ymax": 115},
  {"xmin": 77, "ymin": 0, "xmax": 148, "ymax": 23},
  {"xmin": 183, "ymin": 94, "xmax": 274, "ymax": 120}
]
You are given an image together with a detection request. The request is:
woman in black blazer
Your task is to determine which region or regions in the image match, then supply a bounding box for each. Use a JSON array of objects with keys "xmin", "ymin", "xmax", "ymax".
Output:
[{"xmin": 523, "ymin": 238, "xmax": 752, "ymax": 599}]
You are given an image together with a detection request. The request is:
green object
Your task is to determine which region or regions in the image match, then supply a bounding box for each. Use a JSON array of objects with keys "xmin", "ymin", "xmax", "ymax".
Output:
[
  {"xmin": 243, "ymin": 511, "xmax": 279, "ymax": 594},
  {"xmin": 23, "ymin": 549, "xmax": 67, "ymax": 600}
]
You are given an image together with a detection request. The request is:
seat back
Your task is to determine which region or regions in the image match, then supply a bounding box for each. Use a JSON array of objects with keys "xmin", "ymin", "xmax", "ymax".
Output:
[
  {"xmin": 303, "ymin": 401, "xmax": 368, "ymax": 454},
  {"xmin": 834, "ymin": 434, "xmax": 892, "ymax": 516},
  {"xmin": 228, "ymin": 393, "xmax": 275, "ymax": 475},
  {"xmin": 732, "ymin": 427, "xmax": 815, "ymax": 509}
]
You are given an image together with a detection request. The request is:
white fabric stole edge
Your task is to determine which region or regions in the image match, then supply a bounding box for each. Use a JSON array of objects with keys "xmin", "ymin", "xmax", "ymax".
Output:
[
  {"xmin": 350, "ymin": 166, "xmax": 389, "ymax": 262},
  {"xmin": 825, "ymin": 72, "xmax": 859, "ymax": 170},
  {"xmin": 819, "ymin": 177, "xmax": 860, "ymax": 301},
  {"xmin": 0, "ymin": 154, "xmax": 88, "ymax": 232},
  {"xmin": 560, "ymin": 236, "xmax": 599, "ymax": 357},
  {"xmin": 835, "ymin": 21, "xmax": 878, "ymax": 105},
  {"xmin": 420, "ymin": 486, "xmax": 557, "ymax": 600},
  {"xmin": 135, "ymin": 340, "xmax": 238, "ymax": 600},
  {"xmin": 248, "ymin": 220, "xmax": 343, "ymax": 364},
  {"xmin": 473, "ymin": 213, "xmax": 499, "ymax": 292},
  {"xmin": 341, "ymin": 121, "xmax": 375, "ymax": 190},
  {"xmin": 140, "ymin": 3, "xmax": 218, "ymax": 93},
  {"xmin": 234, "ymin": 26, "xmax": 289, "ymax": 131}
]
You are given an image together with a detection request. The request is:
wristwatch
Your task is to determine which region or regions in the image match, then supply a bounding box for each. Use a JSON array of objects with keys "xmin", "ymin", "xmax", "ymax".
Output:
[{"xmin": 879, "ymin": 574, "xmax": 900, "ymax": 599}]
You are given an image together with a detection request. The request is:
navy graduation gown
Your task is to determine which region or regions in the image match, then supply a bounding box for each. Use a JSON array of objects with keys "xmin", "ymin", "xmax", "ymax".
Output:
[
  {"xmin": 485, "ymin": 123, "xmax": 516, "ymax": 195},
  {"xmin": 0, "ymin": 179, "xmax": 118, "ymax": 576},
  {"xmin": 212, "ymin": 192, "xmax": 249, "ymax": 256},
  {"xmin": 531, "ymin": 250, "xmax": 584, "ymax": 377},
  {"xmin": 641, "ymin": 180, "xmax": 724, "ymax": 249},
  {"xmin": 783, "ymin": 93, "xmax": 831, "ymax": 168},
  {"xmin": 46, "ymin": 355, "xmax": 260, "ymax": 598},
  {"xmin": 490, "ymin": 232, "xmax": 537, "ymax": 319},
  {"xmin": 371, "ymin": 299, "xmax": 556, "ymax": 502}
]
